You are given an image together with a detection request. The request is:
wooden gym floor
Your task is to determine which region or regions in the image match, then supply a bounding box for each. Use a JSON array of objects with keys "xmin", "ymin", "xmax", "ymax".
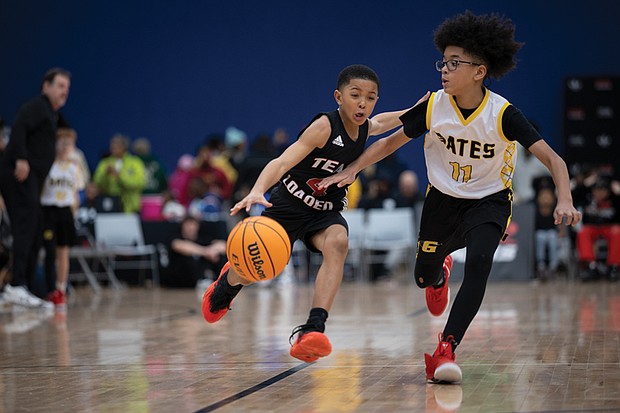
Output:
[{"xmin": 1, "ymin": 274, "xmax": 619, "ymax": 413}]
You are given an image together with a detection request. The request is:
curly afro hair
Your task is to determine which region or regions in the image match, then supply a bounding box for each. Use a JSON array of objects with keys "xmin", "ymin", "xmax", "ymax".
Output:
[{"xmin": 434, "ymin": 10, "xmax": 524, "ymax": 80}]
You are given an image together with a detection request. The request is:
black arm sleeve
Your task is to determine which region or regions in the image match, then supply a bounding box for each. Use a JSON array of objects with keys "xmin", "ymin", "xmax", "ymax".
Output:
[
  {"xmin": 502, "ymin": 105, "xmax": 543, "ymax": 149},
  {"xmin": 399, "ymin": 100, "xmax": 429, "ymax": 139}
]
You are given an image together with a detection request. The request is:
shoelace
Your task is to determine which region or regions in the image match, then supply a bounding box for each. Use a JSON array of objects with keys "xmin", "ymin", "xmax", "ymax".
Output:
[
  {"xmin": 437, "ymin": 334, "xmax": 456, "ymax": 358},
  {"xmin": 288, "ymin": 323, "xmax": 318, "ymax": 345}
]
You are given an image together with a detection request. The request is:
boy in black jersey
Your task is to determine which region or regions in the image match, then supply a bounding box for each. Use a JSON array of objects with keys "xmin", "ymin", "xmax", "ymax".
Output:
[
  {"xmin": 202, "ymin": 64, "xmax": 420, "ymax": 362},
  {"xmin": 320, "ymin": 12, "xmax": 581, "ymax": 383}
]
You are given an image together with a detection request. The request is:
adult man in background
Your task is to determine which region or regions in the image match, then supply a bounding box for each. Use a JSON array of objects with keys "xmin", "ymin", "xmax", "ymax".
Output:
[{"xmin": 0, "ymin": 67, "xmax": 71, "ymax": 309}]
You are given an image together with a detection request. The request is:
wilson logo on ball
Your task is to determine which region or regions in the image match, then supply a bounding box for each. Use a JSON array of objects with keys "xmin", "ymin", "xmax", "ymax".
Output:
[{"xmin": 247, "ymin": 242, "xmax": 266, "ymax": 280}]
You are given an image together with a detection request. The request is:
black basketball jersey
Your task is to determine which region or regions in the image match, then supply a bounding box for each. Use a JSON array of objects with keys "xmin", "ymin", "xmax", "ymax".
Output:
[{"xmin": 276, "ymin": 110, "xmax": 369, "ymax": 212}]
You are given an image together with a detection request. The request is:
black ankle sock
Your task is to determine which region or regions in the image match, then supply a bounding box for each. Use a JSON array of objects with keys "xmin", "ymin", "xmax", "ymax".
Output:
[
  {"xmin": 221, "ymin": 273, "xmax": 243, "ymax": 293},
  {"xmin": 306, "ymin": 307, "xmax": 328, "ymax": 333}
]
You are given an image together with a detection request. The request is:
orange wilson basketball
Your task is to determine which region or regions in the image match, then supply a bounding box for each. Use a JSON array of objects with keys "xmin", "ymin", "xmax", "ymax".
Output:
[{"xmin": 226, "ymin": 216, "xmax": 291, "ymax": 282}]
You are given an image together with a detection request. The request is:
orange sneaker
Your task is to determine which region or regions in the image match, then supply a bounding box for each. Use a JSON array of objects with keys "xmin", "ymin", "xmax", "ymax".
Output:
[
  {"xmin": 426, "ymin": 255, "xmax": 453, "ymax": 317},
  {"xmin": 424, "ymin": 334, "xmax": 462, "ymax": 384},
  {"xmin": 289, "ymin": 325, "xmax": 332, "ymax": 363},
  {"xmin": 202, "ymin": 262, "xmax": 241, "ymax": 323}
]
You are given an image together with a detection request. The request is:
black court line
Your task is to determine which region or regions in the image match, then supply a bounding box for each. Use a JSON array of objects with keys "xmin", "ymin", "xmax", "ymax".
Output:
[
  {"xmin": 193, "ymin": 363, "xmax": 310, "ymax": 413},
  {"xmin": 193, "ymin": 308, "xmax": 429, "ymax": 412}
]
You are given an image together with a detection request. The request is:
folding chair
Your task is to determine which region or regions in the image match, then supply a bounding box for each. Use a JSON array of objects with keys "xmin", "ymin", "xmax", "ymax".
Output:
[
  {"xmin": 362, "ymin": 207, "xmax": 417, "ymax": 282},
  {"xmin": 94, "ymin": 213, "xmax": 160, "ymax": 287}
]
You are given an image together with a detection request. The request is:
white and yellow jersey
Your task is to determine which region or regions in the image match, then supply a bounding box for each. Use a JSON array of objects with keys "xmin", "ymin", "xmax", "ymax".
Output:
[
  {"xmin": 41, "ymin": 159, "xmax": 84, "ymax": 207},
  {"xmin": 424, "ymin": 89, "xmax": 517, "ymax": 199}
]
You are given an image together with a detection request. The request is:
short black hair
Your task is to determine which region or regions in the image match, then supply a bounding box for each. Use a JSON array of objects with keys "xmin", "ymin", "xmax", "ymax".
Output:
[
  {"xmin": 337, "ymin": 64, "xmax": 379, "ymax": 90},
  {"xmin": 40, "ymin": 67, "xmax": 71, "ymax": 90},
  {"xmin": 434, "ymin": 11, "xmax": 523, "ymax": 80}
]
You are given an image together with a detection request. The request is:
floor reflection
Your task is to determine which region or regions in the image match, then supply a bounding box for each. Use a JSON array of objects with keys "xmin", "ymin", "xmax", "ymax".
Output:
[{"xmin": 0, "ymin": 279, "xmax": 618, "ymax": 412}]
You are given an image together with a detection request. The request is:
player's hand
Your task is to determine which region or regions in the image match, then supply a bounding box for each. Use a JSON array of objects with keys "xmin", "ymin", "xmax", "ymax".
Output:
[
  {"xmin": 14, "ymin": 159, "xmax": 30, "ymax": 182},
  {"xmin": 554, "ymin": 201, "xmax": 582, "ymax": 227},
  {"xmin": 230, "ymin": 192, "xmax": 272, "ymax": 216},
  {"xmin": 318, "ymin": 168, "xmax": 356, "ymax": 190}
]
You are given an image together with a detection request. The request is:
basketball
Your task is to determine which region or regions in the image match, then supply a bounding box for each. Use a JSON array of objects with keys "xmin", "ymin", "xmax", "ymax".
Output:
[{"xmin": 226, "ymin": 216, "xmax": 291, "ymax": 282}]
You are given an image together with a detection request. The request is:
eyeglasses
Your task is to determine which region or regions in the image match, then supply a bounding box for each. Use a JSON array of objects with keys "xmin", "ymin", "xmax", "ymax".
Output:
[{"xmin": 435, "ymin": 59, "xmax": 482, "ymax": 72}]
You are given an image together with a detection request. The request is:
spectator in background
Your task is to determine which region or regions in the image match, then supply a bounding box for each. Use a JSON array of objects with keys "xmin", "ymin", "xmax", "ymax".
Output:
[
  {"xmin": 393, "ymin": 170, "xmax": 423, "ymax": 208},
  {"xmin": 224, "ymin": 126, "xmax": 248, "ymax": 173},
  {"xmin": 162, "ymin": 216, "xmax": 226, "ymax": 288},
  {"xmin": 160, "ymin": 189, "xmax": 186, "ymax": 222},
  {"xmin": 232, "ymin": 133, "xmax": 277, "ymax": 218},
  {"xmin": 0, "ymin": 67, "xmax": 71, "ymax": 310},
  {"xmin": 358, "ymin": 177, "xmax": 394, "ymax": 210},
  {"xmin": 576, "ymin": 177, "xmax": 620, "ymax": 281},
  {"xmin": 357, "ymin": 152, "xmax": 408, "ymax": 209},
  {"xmin": 132, "ymin": 137, "xmax": 167, "ymax": 194},
  {"xmin": 93, "ymin": 134, "xmax": 146, "ymax": 213},
  {"xmin": 204, "ymin": 134, "xmax": 237, "ymax": 185},
  {"xmin": 512, "ymin": 122, "xmax": 550, "ymax": 204},
  {"xmin": 188, "ymin": 143, "xmax": 232, "ymax": 203},
  {"xmin": 168, "ymin": 153, "xmax": 195, "ymax": 207},
  {"xmin": 63, "ymin": 128, "xmax": 90, "ymax": 186},
  {"xmin": 0, "ymin": 117, "xmax": 7, "ymax": 159},
  {"xmin": 534, "ymin": 185, "xmax": 560, "ymax": 281},
  {"xmin": 272, "ymin": 127, "xmax": 291, "ymax": 155},
  {"xmin": 187, "ymin": 177, "xmax": 223, "ymax": 222},
  {"xmin": 40, "ymin": 128, "xmax": 84, "ymax": 309},
  {"xmin": 75, "ymin": 182, "xmax": 122, "ymax": 239}
]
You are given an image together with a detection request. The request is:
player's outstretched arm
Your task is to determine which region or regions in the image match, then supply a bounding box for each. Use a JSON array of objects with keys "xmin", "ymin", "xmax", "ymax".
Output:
[
  {"xmin": 318, "ymin": 128, "xmax": 411, "ymax": 190},
  {"xmin": 230, "ymin": 116, "xmax": 331, "ymax": 215},
  {"xmin": 368, "ymin": 92, "xmax": 430, "ymax": 136}
]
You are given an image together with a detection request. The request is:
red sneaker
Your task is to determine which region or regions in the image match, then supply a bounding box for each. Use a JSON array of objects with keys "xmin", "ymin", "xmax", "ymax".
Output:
[
  {"xmin": 424, "ymin": 334, "xmax": 462, "ymax": 383},
  {"xmin": 202, "ymin": 262, "xmax": 240, "ymax": 323},
  {"xmin": 289, "ymin": 329, "xmax": 332, "ymax": 363},
  {"xmin": 426, "ymin": 255, "xmax": 453, "ymax": 317},
  {"xmin": 47, "ymin": 289, "xmax": 66, "ymax": 309}
]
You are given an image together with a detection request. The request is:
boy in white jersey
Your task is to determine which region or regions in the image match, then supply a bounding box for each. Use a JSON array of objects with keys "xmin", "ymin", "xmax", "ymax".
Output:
[
  {"xmin": 41, "ymin": 128, "xmax": 84, "ymax": 309},
  {"xmin": 319, "ymin": 11, "xmax": 581, "ymax": 383}
]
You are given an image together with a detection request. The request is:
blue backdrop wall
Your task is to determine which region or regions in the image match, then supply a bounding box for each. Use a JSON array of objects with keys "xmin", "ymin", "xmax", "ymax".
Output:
[{"xmin": 1, "ymin": 0, "xmax": 618, "ymax": 185}]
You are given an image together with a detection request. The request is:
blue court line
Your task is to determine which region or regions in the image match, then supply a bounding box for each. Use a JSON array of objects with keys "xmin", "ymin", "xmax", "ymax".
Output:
[{"xmin": 193, "ymin": 363, "xmax": 310, "ymax": 413}]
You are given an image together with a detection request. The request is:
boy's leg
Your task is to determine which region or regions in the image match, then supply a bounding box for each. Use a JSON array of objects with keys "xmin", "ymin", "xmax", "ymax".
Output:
[
  {"xmin": 425, "ymin": 223, "xmax": 501, "ymax": 383},
  {"xmin": 289, "ymin": 224, "xmax": 347, "ymax": 362}
]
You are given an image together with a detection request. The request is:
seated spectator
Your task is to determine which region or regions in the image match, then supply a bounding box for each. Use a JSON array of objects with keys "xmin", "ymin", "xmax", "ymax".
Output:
[
  {"xmin": 232, "ymin": 133, "xmax": 276, "ymax": 218},
  {"xmin": 513, "ymin": 144, "xmax": 550, "ymax": 204},
  {"xmin": 93, "ymin": 134, "xmax": 146, "ymax": 212},
  {"xmin": 160, "ymin": 189, "xmax": 187, "ymax": 222},
  {"xmin": 204, "ymin": 133, "xmax": 237, "ymax": 185},
  {"xmin": 576, "ymin": 177, "xmax": 620, "ymax": 281},
  {"xmin": 534, "ymin": 186, "xmax": 560, "ymax": 280},
  {"xmin": 75, "ymin": 182, "xmax": 122, "ymax": 242},
  {"xmin": 224, "ymin": 126, "xmax": 248, "ymax": 173},
  {"xmin": 132, "ymin": 137, "xmax": 168, "ymax": 194},
  {"xmin": 168, "ymin": 154, "xmax": 195, "ymax": 207},
  {"xmin": 358, "ymin": 177, "xmax": 394, "ymax": 210},
  {"xmin": 187, "ymin": 177, "xmax": 223, "ymax": 222},
  {"xmin": 162, "ymin": 216, "xmax": 226, "ymax": 288},
  {"xmin": 187, "ymin": 143, "xmax": 232, "ymax": 203},
  {"xmin": 393, "ymin": 170, "xmax": 422, "ymax": 208}
]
